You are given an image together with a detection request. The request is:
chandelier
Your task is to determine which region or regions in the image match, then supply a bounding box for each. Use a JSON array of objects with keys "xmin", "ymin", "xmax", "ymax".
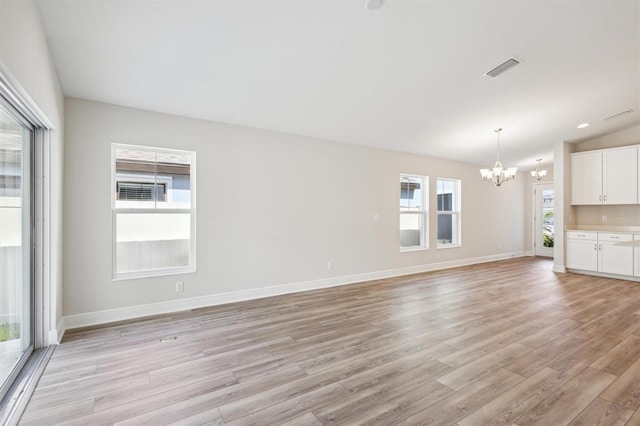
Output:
[
  {"xmin": 530, "ymin": 158, "xmax": 547, "ymax": 180},
  {"xmin": 480, "ymin": 128, "xmax": 517, "ymax": 186}
]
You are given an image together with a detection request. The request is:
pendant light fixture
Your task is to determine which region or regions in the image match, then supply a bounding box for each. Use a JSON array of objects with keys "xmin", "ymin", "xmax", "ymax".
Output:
[
  {"xmin": 480, "ymin": 128, "xmax": 517, "ymax": 186},
  {"xmin": 530, "ymin": 158, "xmax": 547, "ymax": 180}
]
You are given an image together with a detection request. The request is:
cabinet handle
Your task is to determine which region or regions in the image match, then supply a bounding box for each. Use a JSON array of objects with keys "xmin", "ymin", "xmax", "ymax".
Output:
[
  {"xmin": 577, "ymin": 234, "xmax": 586, "ymax": 237},
  {"xmin": 599, "ymin": 195, "xmax": 602, "ymax": 202},
  {"xmin": 611, "ymin": 236, "xmax": 620, "ymax": 239},
  {"xmin": 594, "ymin": 243, "xmax": 597, "ymax": 251},
  {"xmin": 604, "ymin": 194, "xmax": 607, "ymax": 202},
  {"xmin": 599, "ymin": 244, "xmax": 603, "ymax": 251}
]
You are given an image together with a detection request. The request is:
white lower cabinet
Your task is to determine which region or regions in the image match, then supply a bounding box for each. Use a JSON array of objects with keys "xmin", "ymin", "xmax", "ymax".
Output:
[
  {"xmin": 598, "ymin": 233, "xmax": 634, "ymax": 275},
  {"xmin": 567, "ymin": 231, "xmax": 634, "ymax": 276},
  {"xmin": 566, "ymin": 232, "xmax": 598, "ymax": 272}
]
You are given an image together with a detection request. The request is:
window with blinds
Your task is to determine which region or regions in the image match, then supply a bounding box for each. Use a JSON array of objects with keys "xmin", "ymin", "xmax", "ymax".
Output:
[
  {"xmin": 116, "ymin": 182, "xmax": 166, "ymax": 201},
  {"xmin": 112, "ymin": 144, "xmax": 196, "ymax": 279}
]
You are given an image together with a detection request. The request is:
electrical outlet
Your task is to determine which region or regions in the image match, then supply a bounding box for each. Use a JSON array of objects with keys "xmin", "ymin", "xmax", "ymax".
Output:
[
  {"xmin": 175, "ymin": 281, "xmax": 184, "ymax": 292},
  {"xmin": 327, "ymin": 261, "xmax": 333, "ymax": 271}
]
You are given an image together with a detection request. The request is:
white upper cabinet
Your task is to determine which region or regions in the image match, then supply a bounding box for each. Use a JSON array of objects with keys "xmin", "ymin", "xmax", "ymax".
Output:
[
  {"xmin": 571, "ymin": 146, "xmax": 638, "ymax": 205},
  {"xmin": 603, "ymin": 147, "xmax": 637, "ymax": 204},
  {"xmin": 571, "ymin": 151, "xmax": 602, "ymax": 205}
]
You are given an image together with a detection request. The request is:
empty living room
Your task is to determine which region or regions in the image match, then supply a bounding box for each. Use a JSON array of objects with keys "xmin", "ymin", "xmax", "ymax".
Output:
[{"xmin": 1, "ymin": 0, "xmax": 639, "ymax": 425}]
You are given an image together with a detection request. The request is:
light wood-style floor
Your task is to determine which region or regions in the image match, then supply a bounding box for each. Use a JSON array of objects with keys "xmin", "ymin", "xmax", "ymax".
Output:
[{"xmin": 19, "ymin": 257, "xmax": 640, "ymax": 425}]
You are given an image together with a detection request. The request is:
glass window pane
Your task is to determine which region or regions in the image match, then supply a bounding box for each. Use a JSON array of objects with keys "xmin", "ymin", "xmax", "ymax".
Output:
[
  {"xmin": 0, "ymin": 107, "xmax": 31, "ymax": 391},
  {"xmin": 437, "ymin": 213, "xmax": 458, "ymax": 245},
  {"xmin": 400, "ymin": 213, "xmax": 424, "ymax": 248},
  {"xmin": 437, "ymin": 178, "xmax": 460, "ymax": 248},
  {"xmin": 116, "ymin": 213, "xmax": 191, "ymax": 273},
  {"xmin": 437, "ymin": 179, "xmax": 455, "ymax": 211},
  {"xmin": 400, "ymin": 176, "xmax": 423, "ymax": 211},
  {"xmin": 114, "ymin": 147, "xmax": 192, "ymax": 209},
  {"xmin": 542, "ymin": 189, "xmax": 554, "ymax": 248}
]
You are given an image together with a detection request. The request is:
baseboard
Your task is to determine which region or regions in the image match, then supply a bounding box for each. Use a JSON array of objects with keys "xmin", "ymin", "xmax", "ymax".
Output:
[
  {"xmin": 552, "ymin": 264, "xmax": 567, "ymax": 273},
  {"xmin": 49, "ymin": 317, "xmax": 66, "ymax": 345},
  {"xmin": 566, "ymin": 268, "xmax": 640, "ymax": 282},
  {"xmin": 63, "ymin": 251, "xmax": 527, "ymax": 331},
  {"xmin": 48, "ymin": 317, "xmax": 65, "ymax": 345}
]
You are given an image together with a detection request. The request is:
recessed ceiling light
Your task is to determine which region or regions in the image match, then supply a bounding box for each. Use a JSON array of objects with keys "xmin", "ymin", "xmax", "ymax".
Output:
[
  {"xmin": 577, "ymin": 123, "xmax": 590, "ymax": 129},
  {"xmin": 365, "ymin": 0, "xmax": 383, "ymax": 10}
]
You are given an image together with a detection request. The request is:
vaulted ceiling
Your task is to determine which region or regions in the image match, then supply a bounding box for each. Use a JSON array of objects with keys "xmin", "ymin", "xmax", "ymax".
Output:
[{"xmin": 36, "ymin": 0, "xmax": 639, "ymax": 170}]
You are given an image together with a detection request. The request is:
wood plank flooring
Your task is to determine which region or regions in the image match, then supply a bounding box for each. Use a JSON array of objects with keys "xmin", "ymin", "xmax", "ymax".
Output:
[{"xmin": 19, "ymin": 257, "xmax": 640, "ymax": 425}]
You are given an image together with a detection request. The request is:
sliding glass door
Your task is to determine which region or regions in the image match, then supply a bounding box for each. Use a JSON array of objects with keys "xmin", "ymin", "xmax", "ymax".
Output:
[{"xmin": 0, "ymin": 104, "xmax": 33, "ymax": 402}]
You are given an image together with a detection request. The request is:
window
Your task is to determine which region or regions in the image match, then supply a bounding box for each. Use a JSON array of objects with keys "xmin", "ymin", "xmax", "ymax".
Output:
[
  {"xmin": 437, "ymin": 178, "xmax": 461, "ymax": 248},
  {"xmin": 112, "ymin": 144, "xmax": 196, "ymax": 279},
  {"xmin": 0, "ymin": 100, "xmax": 34, "ymax": 407},
  {"xmin": 117, "ymin": 182, "xmax": 166, "ymax": 202},
  {"xmin": 400, "ymin": 174, "xmax": 427, "ymax": 250}
]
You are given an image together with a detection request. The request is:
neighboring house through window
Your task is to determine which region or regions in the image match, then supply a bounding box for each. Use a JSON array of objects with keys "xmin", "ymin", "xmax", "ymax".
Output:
[
  {"xmin": 400, "ymin": 174, "xmax": 428, "ymax": 251},
  {"xmin": 112, "ymin": 144, "xmax": 196, "ymax": 279},
  {"xmin": 437, "ymin": 177, "xmax": 461, "ymax": 248}
]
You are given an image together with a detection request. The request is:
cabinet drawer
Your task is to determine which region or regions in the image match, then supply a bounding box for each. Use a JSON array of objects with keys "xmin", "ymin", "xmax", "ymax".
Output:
[
  {"xmin": 598, "ymin": 233, "xmax": 633, "ymax": 242},
  {"xmin": 566, "ymin": 231, "xmax": 597, "ymax": 240}
]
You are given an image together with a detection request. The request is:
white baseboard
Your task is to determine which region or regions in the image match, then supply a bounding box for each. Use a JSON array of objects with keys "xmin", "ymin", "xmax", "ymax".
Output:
[
  {"xmin": 48, "ymin": 317, "xmax": 65, "ymax": 345},
  {"xmin": 552, "ymin": 264, "xmax": 567, "ymax": 273},
  {"xmin": 63, "ymin": 251, "xmax": 527, "ymax": 331}
]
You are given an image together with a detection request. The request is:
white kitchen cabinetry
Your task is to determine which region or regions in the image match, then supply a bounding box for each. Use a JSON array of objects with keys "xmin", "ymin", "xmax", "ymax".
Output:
[
  {"xmin": 603, "ymin": 148, "xmax": 637, "ymax": 204},
  {"xmin": 570, "ymin": 146, "xmax": 637, "ymax": 205},
  {"xmin": 571, "ymin": 151, "xmax": 602, "ymax": 205},
  {"xmin": 566, "ymin": 231, "xmax": 598, "ymax": 272},
  {"xmin": 635, "ymin": 235, "xmax": 640, "ymax": 277},
  {"xmin": 597, "ymin": 233, "xmax": 633, "ymax": 276},
  {"xmin": 566, "ymin": 231, "xmax": 634, "ymax": 276}
]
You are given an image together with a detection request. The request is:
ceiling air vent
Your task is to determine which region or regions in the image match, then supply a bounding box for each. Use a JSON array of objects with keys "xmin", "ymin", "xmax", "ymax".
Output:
[
  {"xmin": 484, "ymin": 58, "xmax": 520, "ymax": 78},
  {"xmin": 604, "ymin": 109, "xmax": 633, "ymax": 121}
]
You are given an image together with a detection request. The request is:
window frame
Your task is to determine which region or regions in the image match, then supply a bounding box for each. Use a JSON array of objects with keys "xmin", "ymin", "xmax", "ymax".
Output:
[
  {"xmin": 111, "ymin": 143, "xmax": 196, "ymax": 280},
  {"xmin": 436, "ymin": 177, "xmax": 461, "ymax": 249},
  {"xmin": 399, "ymin": 173, "xmax": 428, "ymax": 252}
]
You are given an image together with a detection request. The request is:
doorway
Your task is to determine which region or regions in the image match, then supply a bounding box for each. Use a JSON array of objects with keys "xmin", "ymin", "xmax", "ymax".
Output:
[
  {"xmin": 0, "ymin": 103, "xmax": 34, "ymax": 403},
  {"xmin": 534, "ymin": 183, "xmax": 554, "ymax": 257}
]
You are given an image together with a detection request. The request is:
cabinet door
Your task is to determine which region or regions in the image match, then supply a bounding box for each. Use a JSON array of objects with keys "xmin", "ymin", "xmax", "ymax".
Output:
[
  {"xmin": 635, "ymin": 235, "xmax": 640, "ymax": 277},
  {"xmin": 566, "ymin": 238, "xmax": 598, "ymax": 271},
  {"xmin": 598, "ymin": 242, "xmax": 634, "ymax": 275},
  {"xmin": 603, "ymin": 147, "xmax": 637, "ymax": 204},
  {"xmin": 571, "ymin": 151, "xmax": 602, "ymax": 205}
]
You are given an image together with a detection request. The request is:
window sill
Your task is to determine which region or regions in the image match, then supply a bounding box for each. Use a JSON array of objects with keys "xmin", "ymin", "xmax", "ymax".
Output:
[
  {"xmin": 112, "ymin": 266, "xmax": 196, "ymax": 282},
  {"xmin": 437, "ymin": 244, "xmax": 461, "ymax": 250},
  {"xmin": 400, "ymin": 246, "xmax": 428, "ymax": 253}
]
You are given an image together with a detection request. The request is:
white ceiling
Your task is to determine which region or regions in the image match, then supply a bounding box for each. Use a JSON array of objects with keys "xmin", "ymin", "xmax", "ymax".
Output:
[{"xmin": 36, "ymin": 0, "xmax": 640, "ymax": 170}]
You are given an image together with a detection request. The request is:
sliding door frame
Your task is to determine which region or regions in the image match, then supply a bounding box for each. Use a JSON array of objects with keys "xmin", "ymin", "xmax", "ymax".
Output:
[{"xmin": 0, "ymin": 71, "xmax": 52, "ymax": 422}]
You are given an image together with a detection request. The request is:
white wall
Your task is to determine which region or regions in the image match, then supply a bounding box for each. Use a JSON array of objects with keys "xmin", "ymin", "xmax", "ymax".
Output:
[
  {"xmin": 553, "ymin": 141, "xmax": 576, "ymax": 272},
  {"xmin": 64, "ymin": 98, "xmax": 527, "ymax": 322},
  {"xmin": 574, "ymin": 124, "xmax": 640, "ymax": 153},
  {"xmin": 0, "ymin": 0, "xmax": 65, "ymax": 342}
]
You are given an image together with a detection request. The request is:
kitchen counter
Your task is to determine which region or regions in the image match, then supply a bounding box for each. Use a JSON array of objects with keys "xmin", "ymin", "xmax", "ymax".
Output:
[{"xmin": 565, "ymin": 225, "xmax": 640, "ymax": 233}]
